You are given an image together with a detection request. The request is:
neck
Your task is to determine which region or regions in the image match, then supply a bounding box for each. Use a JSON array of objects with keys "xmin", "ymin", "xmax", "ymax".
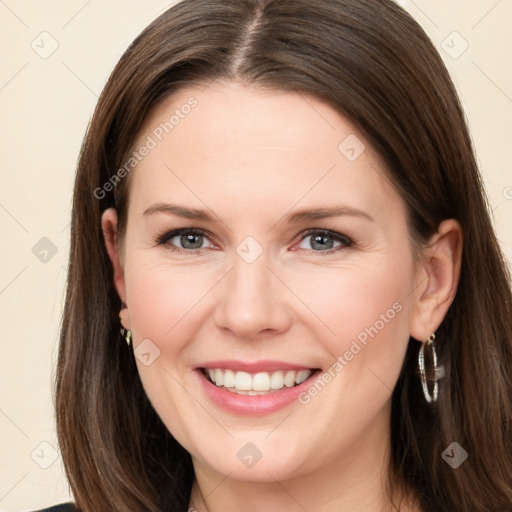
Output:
[{"xmin": 188, "ymin": 403, "xmax": 419, "ymax": 512}]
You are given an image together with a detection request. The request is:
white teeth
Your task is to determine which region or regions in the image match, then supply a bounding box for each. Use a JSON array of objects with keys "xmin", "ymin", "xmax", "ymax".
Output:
[
  {"xmin": 205, "ymin": 368, "xmax": 313, "ymax": 394},
  {"xmin": 235, "ymin": 371, "xmax": 252, "ymax": 391},
  {"xmin": 252, "ymin": 372, "xmax": 271, "ymax": 391},
  {"xmin": 214, "ymin": 369, "xmax": 224, "ymax": 387},
  {"xmin": 295, "ymin": 370, "xmax": 311, "ymax": 385},
  {"xmin": 270, "ymin": 371, "xmax": 284, "ymax": 389},
  {"xmin": 284, "ymin": 370, "xmax": 296, "ymax": 388},
  {"xmin": 223, "ymin": 369, "xmax": 236, "ymax": 388}
]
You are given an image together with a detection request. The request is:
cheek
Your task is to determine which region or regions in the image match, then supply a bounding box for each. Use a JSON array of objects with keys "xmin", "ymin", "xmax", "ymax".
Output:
[
  {"xmin": 122, "ymin": 258, "xmax": 220, "ymax": 446},
  {"xmin": 287, "ymin": 257, "xmax": 413, "ymax": 351},
  {"xmin": 287, "ymin": 258, "xmax": 414, "ymax": 452},
  {"xmin": 120, "ymin": 241, "xmax": 416, "ymax": 476},
  {"xmin": 124, "ymin": 258, "xmax": 216, "ymax": 349},
  {"xmin": 124, "ymin": 243, "xmax": 415, "ymax": 362},
  {"xmin": 289, "ymin": 254, "xmax": 415, "ymax": 417}
]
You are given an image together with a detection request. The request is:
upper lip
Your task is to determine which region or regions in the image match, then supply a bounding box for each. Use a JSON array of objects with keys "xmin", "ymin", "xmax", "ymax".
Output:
[{"xmin": 195, "ymin": 360, "xmax": 315, "ymax": 373}]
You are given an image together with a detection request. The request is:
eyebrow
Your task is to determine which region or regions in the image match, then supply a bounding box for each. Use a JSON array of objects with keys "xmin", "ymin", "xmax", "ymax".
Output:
[
  {"xmin": 142, "ymin": 202, "xmax": 374, "ymax": 223},
  {"xmin": 143, "ymin": 202, "xmax": 222, "ymax": 222}
]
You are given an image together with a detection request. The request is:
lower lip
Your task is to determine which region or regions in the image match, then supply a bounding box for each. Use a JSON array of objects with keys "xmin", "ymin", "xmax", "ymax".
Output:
[{"xmin": 196, "ymin": 369, "xmax": 319, "ymax": 415}]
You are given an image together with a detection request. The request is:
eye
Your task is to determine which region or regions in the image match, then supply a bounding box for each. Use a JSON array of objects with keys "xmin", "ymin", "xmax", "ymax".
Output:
[
  {"xmin": 156, "ymin": 228, "xmax": 214, "ymax": 252},
  {"xmin": 155, "ymin": 227, "xmax": 353, "ymax": 255},
  {"xmin": 293, "ymin": 229, "xmax": 353, "ymax": 254}
]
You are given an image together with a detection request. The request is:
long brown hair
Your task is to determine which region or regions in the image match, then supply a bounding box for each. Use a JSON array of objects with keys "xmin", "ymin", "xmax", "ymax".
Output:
[{"xmin": 56, "ymin": 0, "xmax": 512, "ymax": 510}]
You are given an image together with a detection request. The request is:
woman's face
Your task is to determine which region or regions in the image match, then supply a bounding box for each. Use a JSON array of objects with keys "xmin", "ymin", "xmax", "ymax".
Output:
[{"xmin": 106, "ymin": 81, "xmax": 427, "ymax": 483}]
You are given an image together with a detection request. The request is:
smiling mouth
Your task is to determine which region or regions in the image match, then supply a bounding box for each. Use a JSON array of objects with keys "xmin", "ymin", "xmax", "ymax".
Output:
[{"xmin": 200, "ymin": 367, "xmax": 320, "ymax": 395}]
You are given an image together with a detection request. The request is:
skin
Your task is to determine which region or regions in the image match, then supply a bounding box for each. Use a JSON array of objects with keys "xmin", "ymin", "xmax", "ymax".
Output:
[{"xmin": 102, "ymin": 81, "xmax": 462, "ymax": 512}]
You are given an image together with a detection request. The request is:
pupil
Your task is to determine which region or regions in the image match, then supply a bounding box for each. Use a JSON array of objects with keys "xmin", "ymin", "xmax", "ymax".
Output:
[
  {"xmin": 311, "ymin": 234, "xmax": 333, "ymax": 250},
  {"xmin": 182, "ymin": 233, "xmax": 202, "ymax": 249}
]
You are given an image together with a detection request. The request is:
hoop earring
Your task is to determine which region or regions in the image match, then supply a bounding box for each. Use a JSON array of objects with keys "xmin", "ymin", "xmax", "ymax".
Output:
[
  {"xmin": 418, "ymin": 333, "xmax": 439, "ymax": 403},
  {"xmin": 120, "ymin": 327, "xmax": 132, "ymax": 346}
]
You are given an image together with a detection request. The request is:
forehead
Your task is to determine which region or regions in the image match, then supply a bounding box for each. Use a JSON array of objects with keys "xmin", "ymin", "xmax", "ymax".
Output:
[{"xmin": 127, "ymin": 81, "xmax": 403, "ymax": 223}]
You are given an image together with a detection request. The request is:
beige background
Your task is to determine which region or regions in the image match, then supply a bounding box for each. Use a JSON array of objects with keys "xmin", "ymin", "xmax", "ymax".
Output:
[{"xmin": 0, "ymin": 0, "xmax": 511, "ymax": 510}]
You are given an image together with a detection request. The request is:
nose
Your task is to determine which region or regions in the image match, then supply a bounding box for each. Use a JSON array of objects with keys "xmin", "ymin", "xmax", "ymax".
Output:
[{"xmin": 213, "ymin": 251, "xmax": 292, "ymax": 340}]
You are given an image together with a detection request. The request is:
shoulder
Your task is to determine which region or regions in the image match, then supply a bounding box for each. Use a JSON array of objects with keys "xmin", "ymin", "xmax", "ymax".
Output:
[{"xmin": 32, "ymin": 504, "xmax": 78, "ymax": 512}]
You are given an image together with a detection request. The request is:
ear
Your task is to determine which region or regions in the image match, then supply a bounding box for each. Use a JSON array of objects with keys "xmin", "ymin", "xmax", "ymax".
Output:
[
  {"xmin": 101, "ymin": 208, "xmax": 131, "ymax": 330},
  {"xmin": 409, "ymin": 219, "xmax": 463, "ymax": 341}
]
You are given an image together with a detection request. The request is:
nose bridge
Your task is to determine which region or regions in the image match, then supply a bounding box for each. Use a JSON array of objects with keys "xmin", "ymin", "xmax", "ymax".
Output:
[
  {"xmin": 231, "ymin": 252, "xmax": 271, "ymax": 301},
  {"xmin": 214, "ymin": 246, "xmax": 290, "ymax": 338}
]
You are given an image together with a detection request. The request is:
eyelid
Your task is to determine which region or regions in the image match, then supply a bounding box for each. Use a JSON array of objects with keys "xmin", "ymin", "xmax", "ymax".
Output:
[
  {"xmin": 155, "ymin": 227, "xmax": 216, "ymax": 248},
  {"xmin": 155, "ymin": 227, "xmax": 354, "ymax": 254},
  {"xmin": 291, "ymin": 228, "xmax": 353, "ymax": 253}
]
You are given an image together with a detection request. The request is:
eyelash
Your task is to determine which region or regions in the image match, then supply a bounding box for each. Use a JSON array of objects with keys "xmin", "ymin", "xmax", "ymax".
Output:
[{"xmin": 155, "ymin": 228, "xmax": 354, "ymax": 255}]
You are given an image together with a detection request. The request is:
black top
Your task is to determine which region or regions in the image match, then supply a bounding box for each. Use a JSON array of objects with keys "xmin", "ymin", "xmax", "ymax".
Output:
[{"xmin": 33, "ymin": 504, "xmax": 78, "ymax": 512}]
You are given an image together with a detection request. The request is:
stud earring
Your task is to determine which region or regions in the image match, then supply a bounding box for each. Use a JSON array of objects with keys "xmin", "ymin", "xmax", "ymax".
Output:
[{"xmin": 120, "ymin": 327, "xmax": 132, "ymax": 346}]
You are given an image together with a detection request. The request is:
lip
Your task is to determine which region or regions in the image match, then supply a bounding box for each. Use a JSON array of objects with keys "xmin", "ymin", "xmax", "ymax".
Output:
[
  {"xmin": 194, "ymin": 359, "xmax": 313, "ymax": 373},
  {"xmin": 194, "ymin": 365, "xmax": 320, "ymax": 416}
]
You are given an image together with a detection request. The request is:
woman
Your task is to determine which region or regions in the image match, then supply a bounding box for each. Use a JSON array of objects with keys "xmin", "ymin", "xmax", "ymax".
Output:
[{"xmin": 42, "ymin": 0, "xmax": 512, "ymax": 510}]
